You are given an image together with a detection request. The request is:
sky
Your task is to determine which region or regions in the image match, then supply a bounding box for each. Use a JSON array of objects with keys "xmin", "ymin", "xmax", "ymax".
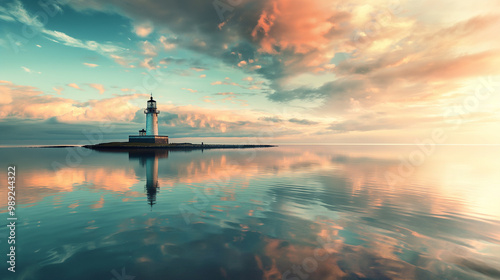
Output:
[{"xmin": 0, "ymin": 0, "xmax": 499, "ymax": 145}]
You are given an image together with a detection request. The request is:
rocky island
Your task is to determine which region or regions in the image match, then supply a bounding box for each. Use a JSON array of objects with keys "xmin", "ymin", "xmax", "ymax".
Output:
[{"xmin": 84, "ymin": 142, "xmax": 276, "ymax": 150}]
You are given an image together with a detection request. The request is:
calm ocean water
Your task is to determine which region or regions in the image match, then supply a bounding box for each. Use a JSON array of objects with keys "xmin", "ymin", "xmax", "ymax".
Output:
[{"xmin": 0, "ymin": 145, "xmax": 499, "ymax": 280}]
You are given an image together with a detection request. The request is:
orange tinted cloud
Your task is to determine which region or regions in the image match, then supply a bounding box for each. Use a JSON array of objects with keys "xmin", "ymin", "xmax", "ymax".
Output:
[
  {"xmin": 67, "ymin": 83, "xmax": 81, "ymax": 90},
  {"xmin": 253, "ymin": 0, "xmax": 348, "ymax": 54},
  {"xmin": 89, "ymin": 83, "xmax": 105, "ymax": 94},
  {"xmin": 83, "ymin": 62, "xmax": 99, "ymax": 67},
  {"xmin": 0, "ymin": 80, "xmax": 146, "ymax": 122},
  {"xmin": 134, "ymin": 22, "xmax": 154, "ymax": 37}
]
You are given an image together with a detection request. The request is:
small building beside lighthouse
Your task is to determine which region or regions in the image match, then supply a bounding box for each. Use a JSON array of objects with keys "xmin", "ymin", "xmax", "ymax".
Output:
[{"xmin": 129, "ymin": 95, "xmax": 169, "ymax": 144}]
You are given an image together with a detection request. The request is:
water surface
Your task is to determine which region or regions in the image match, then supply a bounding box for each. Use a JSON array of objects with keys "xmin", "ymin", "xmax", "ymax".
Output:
[{"xmin": 0, "ymin": 145, "xmax": 499, "ymax": 279}]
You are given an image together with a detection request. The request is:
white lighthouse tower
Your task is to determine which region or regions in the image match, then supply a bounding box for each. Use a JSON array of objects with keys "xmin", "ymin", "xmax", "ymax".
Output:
[
  {"xmin": 129, "ymin": 94, "xmax": 169, "ymax": 144},
  {"xmin": 145, "ymin": 94, "xmax": 159, "ymax": 135}
]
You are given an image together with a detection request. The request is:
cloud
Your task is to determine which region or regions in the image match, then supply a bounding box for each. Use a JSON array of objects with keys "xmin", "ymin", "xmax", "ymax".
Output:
[
  {"xmin": 42, "ymin": 29, "xmax": 124, "ymax": 55},
  {"xmin": 327, "ymin": 113, "xmax": 430, "ymax": 134},
  {"xmin": 369, "ymin": 50, "xmax": 500, "ymax": 84},
  {"xmin": 206, "ymin": 93, "xmax": 249, "ymax": 107},
  {"xmin": 211, "ymin": 80, "xmax": 245, "ymax": 88},
  {"xmin": 0, "ymin": 80, "xmax": 299, "ymax": 140},
  {"xmin": 55, "ymin": 0, "xmax": 500, "ymax": 97},
  {"xmin": 0, "ymin": 13, "xmax": 15, "ymax": 22},
  {"xmin": 288, "ymin": 118, "xmax": 319, "ymax": 125},
  {"xmin": 159, "ymin": 57, "xmax": 187, "ymax": 65},
  {"xmin": 139, "ymin": 57, "xmax": 157, "ymax": 70},
  {"xmin": 181, "ymin": 88, "xmax": 197, "ymax": 93},
  {"xmin": 5, "ymin": 0, "xmax": 44, "ymax": 27},
  {"xmin": 0, "ymin": 80, "xmax": 147, "ymax": 122},
  {"xmin": 268, "ymin": 78, "xmax": 362, "ymax": 103},
  {"xmin": 259, "ymin": 116, "xmax": 283, "ymax": 123},
  {"xmin": 199, "ymin": 74, "xmax": 206, "ymax": 78},
  {"xmin": 5, "ymin": 1, "xmax": 124, "ymax": 60},
  {"xmin": 191, "ymin": 67, "xmax": 206, "ymax": 72},
  {"xmin": 140, "ymin": 40, "xmax": 157, "ymax": 57},
  {"xmin": 159, "ymin": 35, "xmax": 176, "ymax": 50},
  {"xmin": 110, "ymin": 54, "xmax": 135, "ymax": 68},
  {"xmin": 3, "ymin": 0, "xmax": 500, "ymax": 139},
  {"xmin": 0, "ymin": 118, "xmax": 138, "ymax": 145},
  {"xmin": 53, "ymin": 87, "xmax": 63, "ymax": 95},
  {"xmin": 152, "ymin": 105, "xmax": 257, "ymax": 134},
  {"xmin": 133, "ymin": 22, "xmax": 154, "ymax": 37},
  {"xmin": 67, "ymin": 83, "xmax": 81, "ymax": 90},
  {"xmin": 21, "ymin": 66, "xmax": 40, "ymax": 74},
  {"xmin": 0, "ymin": 81, "xmax": 14, "ymax": 105},
  {"xmin": 83, "ymin": 63, "xmax": 99, "ymax": 67},
  {"xmin": 89, "ymin": 83, "xmax": 105, "ymax": 94}
]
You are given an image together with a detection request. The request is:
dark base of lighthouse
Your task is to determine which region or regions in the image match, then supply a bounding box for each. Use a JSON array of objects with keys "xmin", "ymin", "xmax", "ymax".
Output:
[{"xmin": 129, "ymin": 135, "xmax": 169, "ymax": 144}]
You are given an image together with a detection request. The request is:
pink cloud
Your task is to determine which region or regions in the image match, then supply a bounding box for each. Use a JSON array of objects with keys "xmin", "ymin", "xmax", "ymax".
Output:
[
  {"xmin": 83, "ymin": 62, "xmax": 99, "ymax": 68},
  {"xmin": 181, "ymin": 88, "xmax": 198, "ymax": 93},
  {"xmin": 210, "ymin": 81, "xmax": 243, "ymax": 87},
  {"xmin": 159, "ymin": 35, "xmax": 176, "ymax": 50},
  {"xmin": 139, "ymin": 58, "xmax": 157, "ymax": 70},
  {"xmin": 141, "ymin": 40, "xmax": 157, "ymax": 57},
  {"xmin": 134, "ymin": 22, "xmax": 154, "ymax": 37},
  {"xmin": 67, "ymin": 83, "xmax": 81, "ymax": 90},
  {"xmin": 252, "ymin": 0, "xmax": 349, "ymax": 58},
  {"xmin": 110, "ymin": 54, "xmax": 135, "ymax": 68},
  {"xmin": 89, "ymin": 83, "xmax": 105, "ymax": 94},
  {"xmin": 0, "ymin": 81, "xmax": 147, "ymax": 122},
  {"xmin": 216, "ymin": 92, "xmax": 234, "ymax": 96},
  {"xmin": 53, "ymin": 87, "xmax": 64, "ymax": 95}
]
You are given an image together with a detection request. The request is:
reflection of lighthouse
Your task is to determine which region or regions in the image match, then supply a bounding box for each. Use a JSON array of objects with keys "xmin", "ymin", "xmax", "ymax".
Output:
[
  {"xmin": 145, "ymin": 154, "xmax": 159, "ymax": 208},
  {"xmin": 145, "ymin": 94, "xmax": 159, "ymax": 136},
  {"xmin": 128, "ymin": 150, "xmax": 169, "ymax": 209}
]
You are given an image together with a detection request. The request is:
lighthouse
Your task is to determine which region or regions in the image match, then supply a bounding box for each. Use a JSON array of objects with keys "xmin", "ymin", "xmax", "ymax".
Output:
[
  {"xmin": 128, "ymin": 94, "xmax": 169, "ymax": 144},
  {"xmin": 145, "ymin": 94, "xmax": 159, "ymax": 135}
]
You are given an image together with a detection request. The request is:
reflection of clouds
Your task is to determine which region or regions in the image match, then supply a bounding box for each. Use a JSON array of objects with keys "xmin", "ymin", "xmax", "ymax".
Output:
[
  {"xmin": 315, "ymin": 146, "xmax": 500, "ymax": 222},
  {"xmin": 418, "ymin": 151, "xmax": 500, "ymax": 220},
  {"xmin": 2, "ymin": 146, "xmax": 499, "ymax": 224},
  {"xmin": 0, "ymin": 166, "xmax": 139, "ymax": 208},
  {"xmin": 257, "ymin": 215, "xmax": 495, "ymax": 279},
  {"xmin": 86, "ymin": 167, "xmax": 140, "ymax": 192},
  {"xmin": 159, "ymin": 148, "xmax": 337, "ymax": 188},
  {"xmin": 89, "ymin": 196, "xmax": 105, "ymax": 209},
  {"xmin": 26, "ymin": 207, "xmax": 493, "ymax": 279},
  {"xmin": 6, "ymin": 146, "xmax": 500, "ymax": 279}
]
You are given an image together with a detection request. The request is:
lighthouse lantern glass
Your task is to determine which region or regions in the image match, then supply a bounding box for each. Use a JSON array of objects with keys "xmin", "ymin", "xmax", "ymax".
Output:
[{"xmin": 148, "ymin": 100, "xmax": 156, "ymax": 109}]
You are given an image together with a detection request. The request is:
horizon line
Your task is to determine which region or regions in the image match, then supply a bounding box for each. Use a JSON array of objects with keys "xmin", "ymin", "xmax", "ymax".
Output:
[{"xmin": 1, "ymin": 143, "xmax": 500, "ymax": 148}]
